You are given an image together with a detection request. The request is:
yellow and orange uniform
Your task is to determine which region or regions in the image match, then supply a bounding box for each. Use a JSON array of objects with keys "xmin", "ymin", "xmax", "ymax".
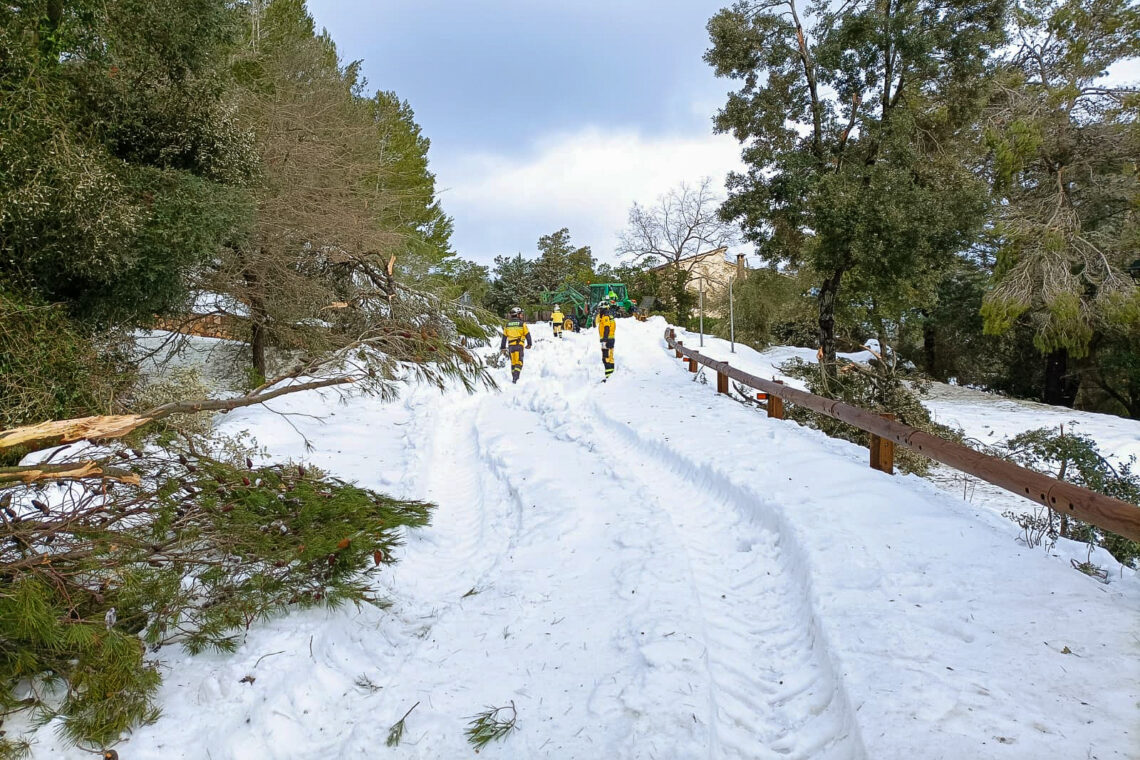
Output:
[
  {"xmin": 596, "ymin": 307, "xmax": 616, "ymax": 380},
  {"xmin": 501, "ymin": 318, "xmax": 532, "ymax": 382}
]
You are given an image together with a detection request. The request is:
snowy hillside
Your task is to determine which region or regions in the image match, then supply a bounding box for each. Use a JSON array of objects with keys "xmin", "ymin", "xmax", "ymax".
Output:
[
  {"xmin": 25, "ymin": 317, "xmax": 1140, "ymax": 759},
  {"xmin": 667, "ymin": 324, "xmax": 1140, "ymax": 468},
  {"xmin": 668, "ymin": 324, "xmax": 1140, "ymax": 541}
]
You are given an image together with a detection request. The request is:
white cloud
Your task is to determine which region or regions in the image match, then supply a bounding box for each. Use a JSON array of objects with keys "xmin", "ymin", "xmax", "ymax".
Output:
[{"xmin": 434, "ymin": 127, "xmax": 746, "ymax": 265}]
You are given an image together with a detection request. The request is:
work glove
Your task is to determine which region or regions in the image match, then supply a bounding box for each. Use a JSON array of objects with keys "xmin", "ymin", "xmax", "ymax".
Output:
[{"xmin": 500, "ymin": 348, "xmax": 508, "ymax": 356}]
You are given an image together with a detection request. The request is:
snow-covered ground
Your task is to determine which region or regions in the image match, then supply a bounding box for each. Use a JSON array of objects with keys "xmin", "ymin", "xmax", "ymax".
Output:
[
  {"xmin": 24, "ymin": 317, "xmax": 1140, "ymax": 759},
  {"xmin": 668, "ymin": 325, "xmax": 1140, "ymax": 536},
  {"xmin": 668, "ymin": 325, "xmax": 1140, "ymax": 464}
]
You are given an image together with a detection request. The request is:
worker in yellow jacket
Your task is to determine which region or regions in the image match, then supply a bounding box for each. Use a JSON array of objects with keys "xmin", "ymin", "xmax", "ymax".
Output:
[
  {"xmin": 596, "ymin": 299, "xmax": 616, "ymax": 381},
  {"xmin": 551, "ymin": 304, "xmax": 565, "ymax": 339},
  {"xmin": 501, "ymin": 306, "xmax": 532, "ymax": 383}
]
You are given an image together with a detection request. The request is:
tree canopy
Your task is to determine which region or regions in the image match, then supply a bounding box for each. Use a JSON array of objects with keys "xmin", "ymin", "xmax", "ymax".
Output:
[{"xmin": 706, "ymin": 0, "xmax": 1005, "ymax": 380}]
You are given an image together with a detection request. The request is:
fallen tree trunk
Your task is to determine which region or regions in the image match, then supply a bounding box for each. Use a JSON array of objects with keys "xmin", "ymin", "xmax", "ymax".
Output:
[
  {"xmin": 0, "ymin": 415, "xmax": 150, "ymax": 452},
  {"xmin": 0, "ymin": 376, "xmax": 356, "ymax": 459}
]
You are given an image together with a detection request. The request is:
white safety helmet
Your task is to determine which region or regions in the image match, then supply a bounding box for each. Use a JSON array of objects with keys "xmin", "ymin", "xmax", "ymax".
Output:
[{"xmin": 509, "ymin": 306, "xmax": 523, "ymax": 317}]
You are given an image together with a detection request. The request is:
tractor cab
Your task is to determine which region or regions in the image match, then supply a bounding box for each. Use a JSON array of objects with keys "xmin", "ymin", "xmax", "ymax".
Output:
[{"xmin": 587, "ymin": 284, "xmax": 635, "ymax": 315}]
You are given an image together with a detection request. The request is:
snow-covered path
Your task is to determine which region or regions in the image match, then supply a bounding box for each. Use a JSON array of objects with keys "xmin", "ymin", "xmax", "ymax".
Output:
[{"xmin": 29, "ymin": 318, "xmax": 1140, "ymax": 759}]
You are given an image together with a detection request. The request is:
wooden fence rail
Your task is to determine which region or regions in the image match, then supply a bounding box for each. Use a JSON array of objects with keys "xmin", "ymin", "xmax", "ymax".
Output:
[{"xmin": 664, "ymin": 328, "xmax": 1140, "ymax": 544}]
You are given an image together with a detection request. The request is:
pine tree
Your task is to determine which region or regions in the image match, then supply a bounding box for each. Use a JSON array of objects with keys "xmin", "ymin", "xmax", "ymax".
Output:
[
  {"xmin": 0, "ymin": 0, "xmax": 255, "ymax": 327},
  {"xmin": 369, "ymin": 91, "xmax": 457, "ymax": 281},
  {"xmin": 0, "ymin": 4, "xmax": 494, "ymax": 753},
  {"xmin": 533, "ymin": 228, "xmax": 596, "ymax": 293},
  {"xmin": 0, "ymin": 434, "xmax": 433, "ymax": 750},
  {"xmin": 705, "ymin": 0, "xmax": 1004, "ymax": 382},
  {"xmin": 980, "ymin": 0, "xmax": 1140, "ymax": 407}
]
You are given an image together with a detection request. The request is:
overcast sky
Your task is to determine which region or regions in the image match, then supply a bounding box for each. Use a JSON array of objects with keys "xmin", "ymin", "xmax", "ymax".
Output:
[
  {"xmin": 306, "ymin": 0, "xmax": 744, "ymax": 266},
  {"xmin": 306, "ymin": 1, "xmax": 1139, "ymax": 268}
]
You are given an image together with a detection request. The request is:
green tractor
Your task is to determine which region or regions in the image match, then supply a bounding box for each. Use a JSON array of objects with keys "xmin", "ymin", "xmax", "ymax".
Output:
[
  {"xmin": 539, "ymin": 286, "xmax": 589, "ymax": 331},
  {"xmin": 540, "ymin": 283, "xmax": 636, "ymax": 330},
  {"xmin": 587, "ymin": 283, "xmax": 635, "ymax": 315}
]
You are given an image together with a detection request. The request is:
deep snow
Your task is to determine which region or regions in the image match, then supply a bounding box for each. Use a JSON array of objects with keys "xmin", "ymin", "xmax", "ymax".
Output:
[{"xmin": 21, "ymin": 317, "xmax": 1140, "ymax": 759}]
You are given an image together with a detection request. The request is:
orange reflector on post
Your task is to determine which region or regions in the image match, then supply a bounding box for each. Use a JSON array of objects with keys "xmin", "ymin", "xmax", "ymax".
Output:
[{"xmin": 756, "ymin": 393, "xmax": 767, "ymax": 400}]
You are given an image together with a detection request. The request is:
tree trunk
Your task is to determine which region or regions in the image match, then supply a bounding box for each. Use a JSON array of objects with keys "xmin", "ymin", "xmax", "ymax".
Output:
[
  {"xmin": 1043, "ymin": 348, "xmax": 1079, "ymax": 407},
  {"xmin": 870, "ymin": 299, "xmax": 890, "ymax": 371},
  {"xmin": 672, "ymin": 266, "xmax": 690, "ymax": 327},
  {"xmin": 818, "ymin": 268, "xmax": 843, "ymax": 383},
  {"xmin": 921, "ymin": 310, "xmax": 937, "ymax": 377},
  {"xmin": 250, "ymin": 310, "xmax": 268, "ymax": 379},
  {"xmin": 244, "ymin": 267, "xmax": 269, "ymax": 379}
]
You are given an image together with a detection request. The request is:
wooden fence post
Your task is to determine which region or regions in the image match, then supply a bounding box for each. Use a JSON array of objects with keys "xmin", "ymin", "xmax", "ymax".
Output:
[
  {"xmin": 717, "ymin": 371, "xmax": 729, "ymax": 395},
  {"xmin": 870, "ymin": 413, "xmax": 896, "ymax": 474},
  {"xmin": 689, "ymin": 358, "xmax": 698, "ymax": 373},
  {"xmin": 768, "ymin": 380, "xmax": 785, "ymax": 419}
]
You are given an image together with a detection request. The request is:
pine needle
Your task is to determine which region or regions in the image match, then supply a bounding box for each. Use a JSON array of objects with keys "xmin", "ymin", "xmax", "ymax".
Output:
[
  {"xmin": 464, "ymin": 701, "xmax": 517, "ymax": 750},
  {"xmin": 385, "ymin": 701, "xmax": 419, "ymax": 747},
  {"xmin": 354, "ymin": 674, "xmax": 381, "ymax": 693}
]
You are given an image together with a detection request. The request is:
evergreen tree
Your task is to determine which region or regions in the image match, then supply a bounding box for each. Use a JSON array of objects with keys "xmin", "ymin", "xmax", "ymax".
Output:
[
  {"xmin": 912, "ymin": 254, "xmax": 1047, "ymax": 395},
  {"xmin": 431, "ymin": 258, "xmax": 492, "ymax": 304},
  {"xmin": 486, "ymin": 254, "xmax": 536, "ymax": 315},
  {"xmin": 0, "ymin": 289, "xmax": 135, "ymax": 431},
  {"xmin": 981, "ymin": 0, "xmax": 1140, "ymax": 407},
  {"xmin": 485, "ymin": 229, "xmax": 594, "ymax": 315},
  {"xmin": 533, "ymin": 228, "xmax": 595, "ymax": 293},
  {"xmin": 0, "ymin": 5, "xmax": 491, "ymax": 751},
  {"xmin": 369, "ymin": 91, "xmax": 457, "ymax": 281},
  {"xmin": 0, "ymin": 0, "xmax": 255, "ymax": 326},
  {"xmin": 212, "ymin": 0, "xmax": 374, "ymax": 376},
  {"xmin": 711, "ymin": 266, "xmax": 818, "ymax": 348},
  {"xmin": 706, "ymin": 0, "xmax": 1004, "ymax": 382},
  {"xmin": 0, "ymin": 433, "xmax": 432, "ymax": 750}
]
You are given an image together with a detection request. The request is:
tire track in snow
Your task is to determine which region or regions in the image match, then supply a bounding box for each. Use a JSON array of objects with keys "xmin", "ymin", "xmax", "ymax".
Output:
[
  {"xmin": 584, "ymin": 399, "xmax": 866, "ymax": 760},
  {"xmin": 470, "ymin": 394, "xmax": 716, "ymax": 758},
  {"xmin": 398, "ymin": 396, "xmax": 520, "ymax": 600},
  {"xmin": 510, "ymin": 340, "xmax": 864, "ymax": 759},
  {"xmin": 365, "ymin": 396, "xmax": 529, "ymax": 706}
]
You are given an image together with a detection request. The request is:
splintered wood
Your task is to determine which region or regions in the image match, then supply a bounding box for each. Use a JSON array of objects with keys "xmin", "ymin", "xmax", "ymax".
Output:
[{"xmin": 0, "ymin": 414, "xmax": 150, "ymax": 451}]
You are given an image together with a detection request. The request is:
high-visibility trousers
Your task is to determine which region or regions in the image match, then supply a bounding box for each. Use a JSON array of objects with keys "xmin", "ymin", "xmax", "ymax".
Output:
[{"xmin": 509, "ymin": 345, "xmax": 525, "ymax": 380}]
